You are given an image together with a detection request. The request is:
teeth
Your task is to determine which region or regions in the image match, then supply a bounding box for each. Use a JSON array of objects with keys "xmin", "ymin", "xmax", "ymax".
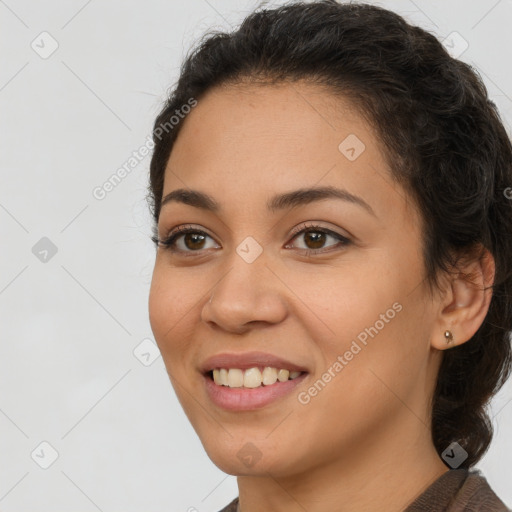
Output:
[
  {"xmin": 211, "ymin": 367, "xmax": 303, "ymax": 388},
  {"xmin": 227, "ymin": 369, "xmax": 244, "ymax": 387},
  {"xmin": 219, "ymin": 368, "xmax": 229, "ymax": 386},
  {"xmin": 277, "ymin": 369, "xmax": 290, "ymax": 382},
  {"xmin": 243, "ymin": 368, "xmax": 262, "ymax": 388},
  {"xmin": 262, "ymin": 366, "xmax": 277, "ymax": 385}
]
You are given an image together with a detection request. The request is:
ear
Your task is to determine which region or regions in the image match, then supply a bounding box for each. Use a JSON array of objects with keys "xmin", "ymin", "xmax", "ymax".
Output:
[{"xmin": 430, "ymin": 246, "xmax": 495, "ymax": 351}]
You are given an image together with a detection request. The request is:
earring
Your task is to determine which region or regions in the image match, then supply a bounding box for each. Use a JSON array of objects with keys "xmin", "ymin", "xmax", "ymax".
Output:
[{"xmin": 444, "ymin": 330, "xmax": 454, "ymax": 345}]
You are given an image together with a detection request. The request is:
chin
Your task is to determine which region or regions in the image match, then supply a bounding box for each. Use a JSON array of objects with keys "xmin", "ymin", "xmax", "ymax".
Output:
[{"xmin": 201, "ymin": 434, "xmax": 296, "ymax": 477}]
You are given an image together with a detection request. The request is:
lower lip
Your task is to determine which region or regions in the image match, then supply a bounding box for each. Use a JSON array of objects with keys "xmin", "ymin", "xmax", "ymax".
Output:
[{"xmin": 203, "ymin": 372, "xmax": 308, "ymax": 411}]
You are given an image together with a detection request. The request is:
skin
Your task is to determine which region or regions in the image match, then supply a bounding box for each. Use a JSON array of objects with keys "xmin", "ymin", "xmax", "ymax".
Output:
[{"xmin": 148, "ymin": 81, "xmax": 495, "ymax": 512}]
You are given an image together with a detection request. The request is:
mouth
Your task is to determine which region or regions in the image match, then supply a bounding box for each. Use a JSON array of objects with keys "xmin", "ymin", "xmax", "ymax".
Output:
[
  {"xmin": 205, "ymin": 366, "xmax": 306, "ymax": 388},
  {"xmin": 200, "ymin": 352, "xmax": 310, "ymax": 411}
]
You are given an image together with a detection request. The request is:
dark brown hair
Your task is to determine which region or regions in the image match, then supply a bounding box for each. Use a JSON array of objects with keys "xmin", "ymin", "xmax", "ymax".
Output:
[{"xmin": 147, "ymin": 0, "xmax": 512, "ymax": 467}]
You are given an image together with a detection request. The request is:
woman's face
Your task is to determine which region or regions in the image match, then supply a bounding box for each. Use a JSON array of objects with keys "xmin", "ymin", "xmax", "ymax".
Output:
[{"xmin": 148, "ymin": 81, "xmax": 443, "ymax": 477}]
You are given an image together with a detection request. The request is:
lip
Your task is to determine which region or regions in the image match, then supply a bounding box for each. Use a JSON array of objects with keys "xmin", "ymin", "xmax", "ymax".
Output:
[
  {"xmin": 200, "ymin": 351, "xmax": 309, "ymax": 374},
  {"xmin": 203, "ymin": 371, "xmax": 308, "ymax": 411},
  {"xmin": 200, "ymin": 351, "xmax": 310, "ymax": 411}
]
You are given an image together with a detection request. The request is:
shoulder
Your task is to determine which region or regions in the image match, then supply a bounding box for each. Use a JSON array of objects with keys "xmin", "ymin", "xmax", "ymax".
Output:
[
  {"xmin": 217, "ymin": 497, "xmax": 239, "ymax": 512},
  {"xmin": 452, "ymin": 469, "xmax": 510, "ymax": 512},
  {"xmin": 405, "ymin": 469, "xmax": 509, "ymax": 512}
]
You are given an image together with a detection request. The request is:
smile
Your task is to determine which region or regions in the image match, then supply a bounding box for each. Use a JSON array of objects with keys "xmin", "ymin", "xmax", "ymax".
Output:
[
  {"xmin": 210, "ymin": 367, "xmax": 304, "ymax": 388},
  {"xmin": 203, "ymin": 369, "xmax": 308, "ymax": 411}
]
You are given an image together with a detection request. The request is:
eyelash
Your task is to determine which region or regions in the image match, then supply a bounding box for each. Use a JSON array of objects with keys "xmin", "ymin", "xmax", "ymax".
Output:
[{"xmin": 153, "ymin": 222, "xmax": 351, "ymax": 258}]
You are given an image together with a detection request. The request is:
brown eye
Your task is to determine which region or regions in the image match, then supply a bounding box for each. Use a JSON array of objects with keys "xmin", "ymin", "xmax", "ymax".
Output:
[
  {"xmin": 182, "ymin": 232, "xmax": 207, "ymax": 250},
  {"xmin": 302, "ymin": 231, "xmax": 327, "ymax": 249},
  {"xmin": 157, "ymin": 227, "xmax": 219, "ymax": 255},
  {"xmin": 287, "ymin": 224, "xmax": 351, "ymax": 254},
  {"xmin": 156, "ymin": 223, "xmax": 350, "ymax": 257}
]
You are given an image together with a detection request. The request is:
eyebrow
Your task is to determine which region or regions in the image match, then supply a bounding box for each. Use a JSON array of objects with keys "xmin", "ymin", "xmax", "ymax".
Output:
[{"xmin": 160, "ymin": 185, "xmax": 376, "ymax": 217}]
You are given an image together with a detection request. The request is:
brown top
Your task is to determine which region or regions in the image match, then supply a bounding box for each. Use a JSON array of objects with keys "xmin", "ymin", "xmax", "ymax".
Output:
[{"xmin": 218, "ymin": 469, "xmax": 510, "ymax": 512}]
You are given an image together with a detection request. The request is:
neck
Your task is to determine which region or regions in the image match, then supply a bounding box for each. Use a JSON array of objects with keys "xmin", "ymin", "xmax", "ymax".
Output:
[{"xmin": 236, "ymin": 418, "xmax": 448, "ymax": 512}]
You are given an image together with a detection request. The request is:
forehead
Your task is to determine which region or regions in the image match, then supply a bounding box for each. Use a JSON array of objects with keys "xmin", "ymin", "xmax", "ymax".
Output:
[
  {"xmin": 163, "ymin": 81, "xmax": 415, "ymax": 223},
  {"xmin": 171, "ymin": 80, "xmax": 369, "ymax": 162}
]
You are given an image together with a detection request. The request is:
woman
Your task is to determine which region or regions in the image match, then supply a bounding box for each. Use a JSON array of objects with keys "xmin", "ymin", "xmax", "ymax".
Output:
[{"xmin": 147, "ymin": 1, "xmax": 512, "ymax": 510}]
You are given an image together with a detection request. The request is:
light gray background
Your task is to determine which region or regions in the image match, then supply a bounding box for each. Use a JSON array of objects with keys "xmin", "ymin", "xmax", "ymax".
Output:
[{"xmin": 1, "ymin": 1, "xmax": 511, "ymax": 511}]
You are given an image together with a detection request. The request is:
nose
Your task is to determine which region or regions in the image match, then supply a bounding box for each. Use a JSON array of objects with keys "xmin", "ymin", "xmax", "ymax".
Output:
[{"xmin": 200, "ymin": 249, "xmax": 288, "ymax": 334}]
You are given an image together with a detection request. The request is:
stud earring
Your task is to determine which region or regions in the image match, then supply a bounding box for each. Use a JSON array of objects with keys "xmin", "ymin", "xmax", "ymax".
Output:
[{"xmin": 444, "ymin": 330, "xmax": 454, "ymax": 345}]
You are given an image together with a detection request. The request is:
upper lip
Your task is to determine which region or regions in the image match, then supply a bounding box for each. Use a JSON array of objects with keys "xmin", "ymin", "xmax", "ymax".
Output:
[{"xmin": 200, "ymin": 351, "xmax": 309, "ymax": 374}]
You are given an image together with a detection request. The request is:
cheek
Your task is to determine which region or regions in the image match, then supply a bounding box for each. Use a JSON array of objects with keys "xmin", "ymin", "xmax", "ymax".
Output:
[
  {"xmin": 288, "ymin": 307, "xmax": 424, "ymax": 456},
  {"xmin": 148, "ymin": 264, "xmax": 198, "ymax": 359},
  {"xmin": 290, "ymin": 259, "xmax": 425, "ymax": 406},
  {"xmin": 148, "ymin": 265, "xmax": 170, "ymax": 341},
  {"xmin": 284, "ymin": 260, "xmax": 396, "ymax": 354},
  {"xmin": 314, "ymin": 297, "xmax": 432, "ymax": 438}
]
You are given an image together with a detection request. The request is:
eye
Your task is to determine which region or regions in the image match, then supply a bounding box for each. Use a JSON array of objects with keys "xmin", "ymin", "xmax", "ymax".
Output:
[
  {"xmin": 285, "ymin": 222, "xmax": 351, "ymax": 255},
  {"xmin": 153, "ymin": 222, "xmax": 351, "ymax": 257},
  {"xmin": 153, "ymin": 224, "xmax": 219, "ymax": 256}
]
